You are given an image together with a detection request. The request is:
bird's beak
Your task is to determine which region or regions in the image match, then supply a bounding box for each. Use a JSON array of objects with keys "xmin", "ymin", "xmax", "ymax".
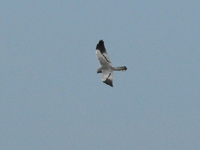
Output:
[{"xmin": 97, "ymin": 70, "xmax": 102, "ymax": 74}]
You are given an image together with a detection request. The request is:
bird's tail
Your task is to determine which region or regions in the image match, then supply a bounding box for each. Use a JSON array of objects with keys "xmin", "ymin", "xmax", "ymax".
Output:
[{"xmin": 113, "ymin": 66, "xmax": 127, "ymax": 71}]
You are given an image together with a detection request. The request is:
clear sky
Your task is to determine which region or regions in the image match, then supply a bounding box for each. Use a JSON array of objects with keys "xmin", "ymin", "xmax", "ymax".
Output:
[{"xmin": 1, "ymin": 1, "xmax": 200, "ymax": 150}]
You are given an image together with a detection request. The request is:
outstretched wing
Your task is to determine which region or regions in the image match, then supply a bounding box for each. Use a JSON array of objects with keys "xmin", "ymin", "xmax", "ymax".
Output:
[
  {"xmin": 102, "ymin": 70, "xmax": 114, "ymax": 87},
  {"xmin": 96, "ymin": 40, "xmax": 112, "ymax": 67}
]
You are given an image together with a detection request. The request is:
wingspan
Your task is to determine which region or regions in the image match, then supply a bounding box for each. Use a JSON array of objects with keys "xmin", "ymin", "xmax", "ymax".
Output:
[
  {"xmin": 102, "ymin": 70, "xmax": 114, "ymax": 87},
  {"xmin": 96, "ymin": 40, "xmax": 112, "ymax": 66}
]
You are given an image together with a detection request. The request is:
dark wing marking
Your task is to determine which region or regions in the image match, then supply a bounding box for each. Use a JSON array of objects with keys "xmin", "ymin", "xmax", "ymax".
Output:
[
  {"xmin": 96, "ymin": 40, "xmax": 106, "ymax": 53},
  {"xmin": 102, "ymin": 71, "xmax": 114, "ymax": 87},
  {"xmin": 96, "ymin": 40, "xmax": 112, "ymax": 66},
  {"xmin": 102, "ymin": 53, "xmax": 111, "ymax": 63},
  {"xmin": 107, "ymin": 73, "xmax": 111, "ymax": 78},
  {"xmin": 103, "ymin": 79, "xmax": 113, "ymax": 87}
]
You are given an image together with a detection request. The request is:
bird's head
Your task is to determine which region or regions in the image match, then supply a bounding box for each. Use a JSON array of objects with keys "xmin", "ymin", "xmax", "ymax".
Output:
[{"xmin": 97, "ymin": 68, "xmax": 102, "ymax": 74}]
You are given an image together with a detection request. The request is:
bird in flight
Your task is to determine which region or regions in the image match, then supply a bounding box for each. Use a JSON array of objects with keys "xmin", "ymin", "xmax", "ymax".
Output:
[{"xmin": 96, "ymin": 40, "xmax": 127, "ymax": 87}]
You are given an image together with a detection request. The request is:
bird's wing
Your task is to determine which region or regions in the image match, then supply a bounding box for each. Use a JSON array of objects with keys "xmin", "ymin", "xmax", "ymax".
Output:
[
  {"xmin": 102, "ymin": 70, "xmax": 114, "ymax": 87},
  {"xmin": 96, "ymin": 40, "xmax": 112, "ymax": 67}
]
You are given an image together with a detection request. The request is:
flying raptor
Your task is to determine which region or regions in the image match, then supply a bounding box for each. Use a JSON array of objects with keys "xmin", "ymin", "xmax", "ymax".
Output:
[{"xmin": 96, "ymin": 40, "xmax": 127, "ymax": 87}]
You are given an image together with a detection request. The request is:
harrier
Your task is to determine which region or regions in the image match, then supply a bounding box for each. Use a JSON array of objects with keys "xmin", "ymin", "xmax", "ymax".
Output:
[{"xmin": 96, "ymin": 40, "xmax": 127, "ymax": 87}]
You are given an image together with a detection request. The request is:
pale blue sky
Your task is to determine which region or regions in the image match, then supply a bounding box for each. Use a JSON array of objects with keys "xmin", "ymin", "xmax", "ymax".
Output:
[{"xmin": 1, "ymin": 1, "xmax": 200, "ymax": 150}]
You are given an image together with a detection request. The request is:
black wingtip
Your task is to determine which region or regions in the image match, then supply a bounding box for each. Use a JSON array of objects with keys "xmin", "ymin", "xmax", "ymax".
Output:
[
  {"xmin": 99, "ymin": 40, "xmax": 104, "ymax": 43},
  {"xmin": 96, "ymin": 40, "xmax": 106, "ymax": 53},
  {"xmin": 103, "ymin": 79, "xmax": 113, "ymax": 87}
]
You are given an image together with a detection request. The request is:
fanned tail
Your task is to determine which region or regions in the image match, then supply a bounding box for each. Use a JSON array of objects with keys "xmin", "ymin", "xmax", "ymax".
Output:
[{"xmin": 113, "ymin": 66, "xmax": 127, "ymax": 71}]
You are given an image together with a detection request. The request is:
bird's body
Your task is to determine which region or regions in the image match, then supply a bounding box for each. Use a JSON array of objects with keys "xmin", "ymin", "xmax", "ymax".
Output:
[{"xmin": 96, "ymin": 40, "xmax": 127, "ymax": 87}]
